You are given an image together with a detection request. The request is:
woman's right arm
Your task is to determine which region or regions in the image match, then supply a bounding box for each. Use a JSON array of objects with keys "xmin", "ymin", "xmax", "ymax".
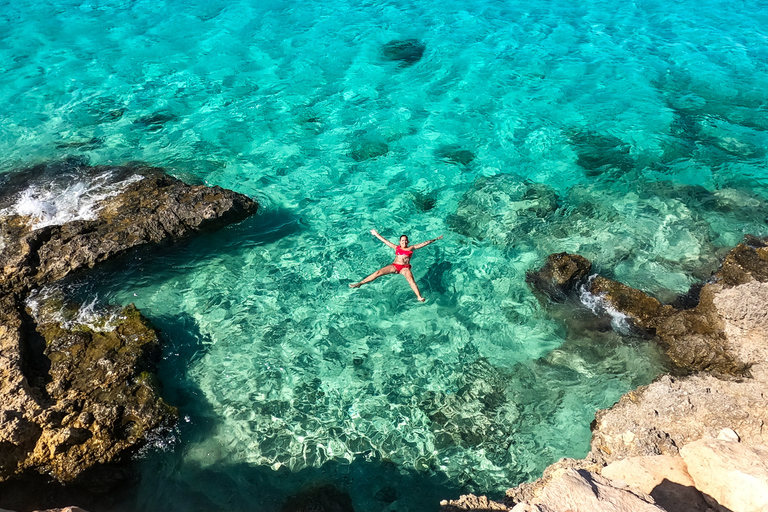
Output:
[{"xmin": 371, "ymin": 229, "xmax": 397, "ymax": 249}]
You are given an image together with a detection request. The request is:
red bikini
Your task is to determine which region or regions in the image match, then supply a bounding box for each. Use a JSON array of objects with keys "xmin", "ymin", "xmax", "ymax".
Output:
[{"xmin": 393, "ymin": 246, "xmax": 413, "ymax": 274}]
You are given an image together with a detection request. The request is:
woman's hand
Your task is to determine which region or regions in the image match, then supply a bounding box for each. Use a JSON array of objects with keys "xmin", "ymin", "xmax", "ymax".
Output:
[
  {"xmin": 371, "ymin": 229, "xmax": 378, "ymax": 236},
  {"xmin": 436, "ymin": 235, "xmax": 443, "ymax": 240}
]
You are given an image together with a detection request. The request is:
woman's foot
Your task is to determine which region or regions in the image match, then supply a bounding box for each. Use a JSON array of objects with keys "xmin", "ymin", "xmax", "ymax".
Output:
[
  {"xmin": 417, "ymin": 297, "xmax": 426, "ymax": 302},
  {"xmin": 349, "ymin": 283, "xmax": 361, "ymax": 288}
]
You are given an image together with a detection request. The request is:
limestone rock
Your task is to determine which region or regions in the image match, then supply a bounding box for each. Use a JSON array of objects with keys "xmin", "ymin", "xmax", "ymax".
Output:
[
  {"xmin": 511, "ymin": 469, "xmax": 665, "ymax": 512},
  {"xmin": 680, "ymin": 439, "xmax": 768, "ymax": 512},
  {"xmin": 440, "ymin": 493, "xmax": 508, "ymax": 511},
  {"xmin": 601, "ymin": 455, "xmax": 709, "ymax": 512},
  {"xmin": 0, "ymin": 293, "xmax": 176, "ymax": 483},
  {"xmin": 589, "ymin": 373, "xmax": 768, "ymax": 465},
  {"xmin": 0, "ymin": 162, "xmax": 258, "ymax": 485}
]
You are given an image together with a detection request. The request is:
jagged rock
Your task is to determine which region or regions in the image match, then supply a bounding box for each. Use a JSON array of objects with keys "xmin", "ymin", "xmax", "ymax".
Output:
[
  {"xmin": 440, "ymin": 493, "xmax": 508, "ymax": 511},
  {"xmin": 380, "ymin": 39, "xmax": 426, "ymax": 66},
  {"xmin": 680, "ymin": 439, "xmax": 768, "ymax": 512},
  {"xmin": 0, "ymin": 162, "xmax": 258, "ymax": 485},
  {"xmin": 0, "ymin": 164, "xmax": 257, "ymax": 295},
  {"xmin": 525, "ymin": 253, "xmax": 592, "ymax": 302},
  {"xmin": 601, "ymin": 455, "xmax": 709, "ymax": 512},
  {"xmin": 510, "ymin": 469, "xmax": 665, "ymax": 512},
  {"xmin": 505, "ymin": 458, "xmax": 603, "ymax": 506},
  {"xmin": 0, "ymin": 293, "xmax": 175, "ymax": 483}
]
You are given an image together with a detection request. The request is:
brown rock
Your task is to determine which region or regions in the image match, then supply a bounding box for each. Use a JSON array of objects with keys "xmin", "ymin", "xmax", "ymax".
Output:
[
  {"xmin": 526, "ymin": 253, "xmax": 592, "ymax": 302},
  {"xmin": 0, "ymin": 163, "xmax": 258, "ymax": 485},
  {"xmin": 601, "ymin": 455, "xmax": 709, "ymax": 511},
  {"xmin": 680, "ymin": 439, "xmax": 768, "ymax": 512}
]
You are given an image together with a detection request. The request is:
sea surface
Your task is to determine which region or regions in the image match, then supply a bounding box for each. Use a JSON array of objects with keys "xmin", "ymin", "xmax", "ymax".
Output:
[{"xmin": 1, "ymin": 0, "xmax": 768, "ymax": 510}]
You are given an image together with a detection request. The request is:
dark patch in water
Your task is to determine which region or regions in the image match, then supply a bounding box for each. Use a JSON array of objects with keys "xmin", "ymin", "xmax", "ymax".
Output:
[
  {"xmin": 55, "ymin": 137, "xmax": 104, "ymax": 150},
  {"xmin": 567, "ymin": 128, "xmax": 634, "ymax": 176},
  {"xmin": 410, "ymin": 189, "xmax": 438, "ymax": 212},
  {"xmin": 133, "ymin": 112, "xmax": 177, "ymax": 130},
  {"xmin": 349, "ymin": 139, "xmax": 389, "ymax": 161},
  {"xmin": 435, "ymin": 144, "xmax": 475, "ymax": 166},
  {"xmin": 381, "ymin": 39, "xmax": 426, "ymax": 66}
]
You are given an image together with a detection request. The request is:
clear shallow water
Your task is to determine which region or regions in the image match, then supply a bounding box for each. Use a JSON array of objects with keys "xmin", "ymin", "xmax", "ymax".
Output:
[{"xmin": 1, "ymin": 0, "xmax": 768, "ymax": 510}]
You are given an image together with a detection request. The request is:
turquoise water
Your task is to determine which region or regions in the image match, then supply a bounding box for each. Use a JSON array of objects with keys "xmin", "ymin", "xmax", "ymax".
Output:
[{"xmin": 2, "ymin": 0, "xmax": 768, "ymax": 510}]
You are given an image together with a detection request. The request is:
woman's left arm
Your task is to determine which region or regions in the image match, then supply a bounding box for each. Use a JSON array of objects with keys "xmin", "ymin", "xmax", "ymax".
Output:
[{"xmin": 412, "ymin": 235, "xmax": 443, "ymax": 250}]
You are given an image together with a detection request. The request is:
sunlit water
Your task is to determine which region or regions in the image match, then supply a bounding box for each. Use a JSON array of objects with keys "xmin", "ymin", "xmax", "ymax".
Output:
[{"xmin": 1, "ymin": 0, "xmax": 768, "ymax": 510}]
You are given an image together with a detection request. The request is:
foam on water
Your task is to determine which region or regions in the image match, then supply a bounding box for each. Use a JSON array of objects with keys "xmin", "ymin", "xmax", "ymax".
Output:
[
  {"xmin": 0, "ymin": 170, "xmax": 143, "ymax": 229},
  {"xmin": 2, "ymin": 0, "xmax": 768, "ymax": 510}
]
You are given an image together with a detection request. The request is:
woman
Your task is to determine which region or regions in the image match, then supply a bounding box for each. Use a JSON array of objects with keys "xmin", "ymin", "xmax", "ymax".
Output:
[{"xmin": 349, "ymin": 229, "xmax": 443, "ymax": 301}]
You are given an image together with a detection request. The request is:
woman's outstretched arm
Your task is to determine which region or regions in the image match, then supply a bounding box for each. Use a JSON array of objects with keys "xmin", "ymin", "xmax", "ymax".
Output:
[
  {"xmin": 371, "ymin": 229, "xmax": 397, "ymax": 249},
  {"xmin": 412, "ymin": 235, "xmax": 443, "ymax": 250}
]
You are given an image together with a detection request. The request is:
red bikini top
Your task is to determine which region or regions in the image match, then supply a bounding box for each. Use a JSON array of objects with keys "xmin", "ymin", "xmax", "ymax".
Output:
[{"xmin": 396, "ymin": 246, "xmax": 413, "ymax": 256}]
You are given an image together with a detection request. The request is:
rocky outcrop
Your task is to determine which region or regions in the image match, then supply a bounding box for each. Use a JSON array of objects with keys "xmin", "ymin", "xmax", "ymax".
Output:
[
  {"xmin": 0, "ymin": 162, "xmax": 258, "ymax": 484},
  {"xmin": 1, "ymin": 163, "xmax": 257, "ymax": 296},
  {"xmin": 680, "ymin": 438, "xmax": 768, "ymax": 512},
  {"xmin": 449, "ymin": 236, "xmax": 768, "ymax": 512}
]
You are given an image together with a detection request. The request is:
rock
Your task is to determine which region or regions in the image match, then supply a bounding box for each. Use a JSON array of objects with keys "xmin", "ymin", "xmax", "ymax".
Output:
[
  {"xmin": 380, "ymin": 39, "xmax": 426, "ymax": 66},
  {"xmin": 0, "ymin": 163, "xmax": 258, "ymax": 295},
  {"xmin": 567, "ymin": 128, "xmax": 634, "ymax": 177},
  {"xmin": 349, "ymin": 140, "xmax": 389, "ymax": 161},
  {"xmin": 680, "ymin": 439, "xmax": 768, "ymax": 512},
  {"xmin": 448, "ymin": 175, "xmax": 558, "ymax": 246},
  {"xmin": 435, "ymin": 145, "xmax": 475, "ymax": 166},
  {"xmin": 525, "ymin": 253, "xmax": 592, "ymax": 302},
  {"xmin": 589, "ymin": 373, "xmax": 768, "ymax": 466},
  {"xmin": 601, "ymin": 455, "xmax": 709, "ymax": 512},
  {"xmin": 511, "ymin": 469, "xmax": 665, "ymax": 512},
  {"xmin": 577, "ymin": 238, "xmax": 768, "ymax": 376},
  {"xmin": 0, "ymin": 293, "xmax": 176, "ymax": 483},
  {"xmin": 0, "ymin": 162, "xmax": 258, "ymax": 486},
  {"xmin": 716, "ymin": 428, "xmax": 740, "ymax": 442},
  {"xmin": 506, "ymin": 458, "xmax": 603, "ymax": 506},
  {"xmin": 440, "ymin": 493, "xmax": 508, "ymax": 511}
]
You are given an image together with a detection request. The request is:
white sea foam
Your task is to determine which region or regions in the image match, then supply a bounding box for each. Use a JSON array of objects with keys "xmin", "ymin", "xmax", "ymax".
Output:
[
  {"xmin": 579, "ymin": 277, "xmax": 632, "ymax": 335},
  {"xmin": 1, "ymin": 171, "xmax": 143, "ymax": 229},
  {"xmin": 25, "ymin": 288, "xmax": 124, "ymax": 332}
]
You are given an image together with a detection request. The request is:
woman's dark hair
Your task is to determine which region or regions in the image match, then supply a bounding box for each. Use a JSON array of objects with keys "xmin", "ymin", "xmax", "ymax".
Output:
[{"xmin": 400, "ymin": 234, "xmax": 408, "ymax": 240}]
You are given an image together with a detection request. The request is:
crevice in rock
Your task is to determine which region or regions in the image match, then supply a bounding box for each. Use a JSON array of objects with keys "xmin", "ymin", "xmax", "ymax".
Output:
[{"xmin": 17, "ymin": 300, "xmax": 53, "ymax": 405}]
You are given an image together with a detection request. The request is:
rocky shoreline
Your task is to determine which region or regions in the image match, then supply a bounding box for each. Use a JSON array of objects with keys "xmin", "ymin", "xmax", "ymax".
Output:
[
  {"xmin": 0, "ymin": 162, "xmax": 257, "ymax": 499},
  {"xmin": 442, "ymin": 237, "xmax": 768, "ymax": 512}
]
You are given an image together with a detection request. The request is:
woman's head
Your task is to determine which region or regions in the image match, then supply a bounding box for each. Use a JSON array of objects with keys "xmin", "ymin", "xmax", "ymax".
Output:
[{"xmin": 399, "ymin": 235, "xmax": 409, "ymax": 247}]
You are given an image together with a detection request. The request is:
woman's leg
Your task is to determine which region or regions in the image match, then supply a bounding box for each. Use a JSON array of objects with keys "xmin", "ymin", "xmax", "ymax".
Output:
[
  {"xmin": 400, "ymin": 268, "xmax": 425, "ymax": 301},
  {"xmin": 350, "ymin": 265, "xmax": 397, "ymax": 288}
]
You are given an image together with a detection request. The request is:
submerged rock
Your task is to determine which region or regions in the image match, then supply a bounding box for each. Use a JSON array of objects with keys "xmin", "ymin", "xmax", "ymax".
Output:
[
  {"xmin": 435, "ymin": 144, "xmax": 475, "ymax": 167},
  {"xmin": 380, "ymin": 39, "xmax": 426, "ymax": 66},
  {"xmin": 349, "ymin": 139, "xmax": 389, "ymax": 162},
  {"xmin": 448, "ymin": 174, "xmax": 558, "ymax": 245},
  {"xmin": 567, "ymin": 128, "xmax": 634, "ymax": 177},
  {"xmin": 525, "ymin": 253, "xmax": 592, "ymax": 302}
]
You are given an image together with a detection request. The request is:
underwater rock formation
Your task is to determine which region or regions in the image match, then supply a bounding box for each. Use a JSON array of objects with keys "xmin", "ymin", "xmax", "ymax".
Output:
[
  {"xmin": 380, "ymin": 39, "xmax": 426, "ymax": 66},
  {"xmin": 0, "ymin": 162, "xmax": 258, "ymax": 484},
  {"xmin": 448, "ymin": 174, "xmax": 559, "ymax": 246}
]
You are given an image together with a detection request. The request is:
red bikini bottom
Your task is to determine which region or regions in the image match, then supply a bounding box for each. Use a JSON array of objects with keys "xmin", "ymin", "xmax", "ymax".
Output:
[{"xmin": 393, "ymin": 263, "xmax": 411, "ymax": 274}]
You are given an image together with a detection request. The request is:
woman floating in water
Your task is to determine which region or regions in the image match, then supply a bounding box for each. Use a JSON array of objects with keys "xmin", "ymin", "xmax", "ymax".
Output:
[{"xmin": 349, "ymin": 229, "xmax": 443, "ymax": 301}]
